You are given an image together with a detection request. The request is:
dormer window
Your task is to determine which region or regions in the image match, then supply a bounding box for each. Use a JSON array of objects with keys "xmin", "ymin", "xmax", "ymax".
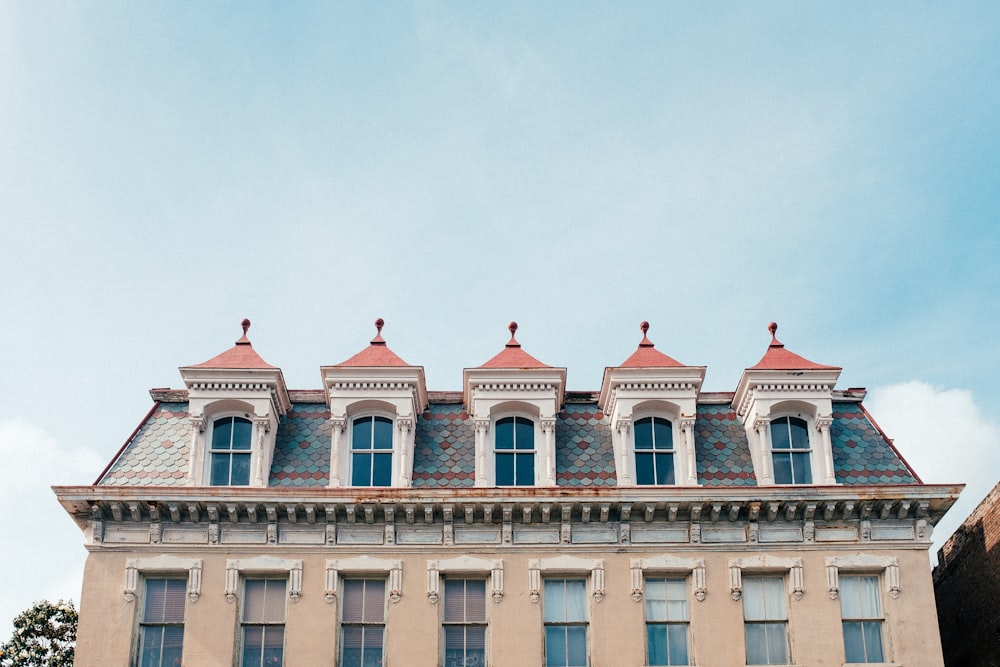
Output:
[
  {"xmin": 209, "ymin": 416, "xmax": 253, "ymax": 486},
  {"xmin": 351, "ymin": 415, "xmax": 394, "ymax": 487},
  {"xmin": 770, "ymin": 416, "xmax": 812, "ymax": 485},
  {"xmin": 633, "ymin": 416, "xmax": 675, "ymax": 486},
  {"xmin": 495, "ymin": 416, "xmax": 535, "ymax": 486}
]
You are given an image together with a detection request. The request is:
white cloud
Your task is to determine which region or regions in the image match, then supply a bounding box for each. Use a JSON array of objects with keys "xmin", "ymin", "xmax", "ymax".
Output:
[
  {"xmin": 866, "ymin": 381, "xmax": 1000, "ymax": 561},
  {"xmin": 0, "ymin": 420, "xmax": 102, "ymax": 640}
]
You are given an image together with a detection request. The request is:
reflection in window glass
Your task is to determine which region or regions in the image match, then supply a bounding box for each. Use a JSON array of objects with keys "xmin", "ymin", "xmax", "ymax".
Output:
[
  {"xmin": 351, "ymin": 417, "xmax": 393, "ymax": 486},
  {"xmin": 495, "ymin": 417, "xmax": 534, "ymax": 486},
  {"xmin": 210, "ymin": 417, "xmax": 253, "ymax": 486},
  {"xmin": 634, "ymin": 417, "xmax": 675, "ymax": 485},
  {"xmin": 770, "ymin": 417, "xmax": 811, "ymax": 484}
]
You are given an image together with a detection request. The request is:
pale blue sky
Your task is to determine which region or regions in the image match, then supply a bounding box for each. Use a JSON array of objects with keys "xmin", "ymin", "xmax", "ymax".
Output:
[{"xmin": 1, "ymin": 2, "xmax": 998, "ymax": 635}]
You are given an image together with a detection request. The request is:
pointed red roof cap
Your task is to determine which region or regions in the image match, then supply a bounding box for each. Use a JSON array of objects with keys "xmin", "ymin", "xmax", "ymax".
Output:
[
  {"xmin": 619, "ymin": 321, "xmax": 684, "ymax": 367},
  {"xmin": 479, "ymin": 322, "xmax": 551, "ymax": 369},
  {"xmin": 190, "ymin": 319, "xmax": 278, "ymax": 369},
  {"xmin": 750, "ymin": 322, "xmax": 841, "ymax": 370},
  {"xmin": 336, "ymin": 318, "xmax": 412, "ymax": 367}
]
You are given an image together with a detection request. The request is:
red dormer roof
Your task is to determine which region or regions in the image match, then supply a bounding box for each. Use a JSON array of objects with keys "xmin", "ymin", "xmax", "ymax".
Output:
[
  {"xmin": 190, "ymin": 319, "xmax": 277, "ymax": 369},
  {"xmin": 619, "ymin": 321, "xmax": 684, "ymax": 367},
  {"xmin": 335, "ymin": 318, "xmax": 411, "ymax": 367},
  {"xmin": 750, "ymin": 322, "xmax": 841, "ymax": 371},
  {"xmin": 479, "ymin": 322, "xmax": 551, "ymax": 369}
]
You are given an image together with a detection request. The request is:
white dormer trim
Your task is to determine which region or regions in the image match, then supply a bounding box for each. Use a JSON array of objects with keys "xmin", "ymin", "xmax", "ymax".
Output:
[
  {"xmin": 321, "ymin": 365, "xmax": 428, "ymax": 488},
  {"xmin": 180, "ymin": 367, "xmax": 290, "ymax": 487},
  {"xmin": 464, "ymin": 366, "xmax": 566, "ymax": 487},
  {"xmin": 599, "ymin": 366, "xmax": 705, "ymax": 487}
]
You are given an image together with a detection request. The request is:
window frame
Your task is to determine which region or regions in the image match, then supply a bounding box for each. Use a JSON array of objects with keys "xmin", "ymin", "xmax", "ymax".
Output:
[
  {"xmin": 741, "ymin": 574, "xmax": 790, "ymax": 666},
  {"xmin": 543, "ymin": 577, "xmax": 590, "ymax": 667},
  {"xmin": 493, "ymin": 413, "xmax": 538, "ymax": 487},
  {"xmin": 348, "ymin": 413, "xmax": 396, "ymax": 487},
  {"xmin": 134, "ymin": 576, "xmax": 187, "ymax": 667},
  {"xmin": 442, "ymin": 577, "xmax": 488, "ymax": 667},
  {"xmin": 825, "ymin": 554, "xmax": 899, "ymax": 665},
  {"xmin": 339, "ymin": 577, "xmax": 387, "ymax": 667},
  {"xmin": 838, "ymin": 574, "xmax": 886, "ymax": 664},
  {"xmin": 239, "ymin": 577, "xmax": 288, "ymax": 667},
  {"xmin": 643, "ymin": 577, "xmax": 690, "ymax": 667},
  {"xmin": 768, "ymin": 415, "xmax": 813, "ymax": 485},
  {"xmin": 205, "ymin": 412, "xmax": 256, "ymax": 487},
  {"xmin": 631, "ymin": 414, "xmax": 678, "ymax": 486}
]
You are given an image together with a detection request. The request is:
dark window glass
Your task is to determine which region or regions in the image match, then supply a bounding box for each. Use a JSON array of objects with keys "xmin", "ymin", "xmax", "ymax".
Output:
[
  {"xmin": 495, "ymin": 417, "xmax": 534, "ymax": 486},
  {"xmin": 138, "ymin": 578, "xmax": 185, "ymax": 667},
  {"xmin": 770, "ymin": 417, "xmax": 812, "ymax": 484},
  {"xmin": 634, "ymin": 417, "xmax": 675, "ymax": 485},
  {"xmin": 210, "ymin": 417, "xmax": 253, "ymax": 486},
  {"xmin": 351, "ymin": 417, "xmax": 394, "ymax": 486}
]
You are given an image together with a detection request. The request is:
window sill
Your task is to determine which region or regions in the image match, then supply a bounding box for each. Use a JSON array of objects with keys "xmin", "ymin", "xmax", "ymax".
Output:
[{"xmin": 844, "ymin": 664, "xmax": 900, "ymax": 667}]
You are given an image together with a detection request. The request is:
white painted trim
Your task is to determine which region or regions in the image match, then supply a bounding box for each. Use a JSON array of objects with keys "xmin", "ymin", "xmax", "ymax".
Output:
[
  {"xmin": 426, "ymin": 556, "xmax": 504, "ymax": 604},
  {"xmin": 728, "ymin": 555, "xmax": 804, "ymax": 601},
  {"xmin": 528, "ymin": 555, "xmax": 605, "ymax": 603},
  {"xmin": 825, "ymin": 553, "xmax": 900, "ymax": 600},
  {"xmin": 124, "ymin": 555, "xmax": 202, "ymax": 603},
  {"xmin": 225, "ymin": 556, "xmax": 303, "ymax": 603},
  {"xmin": 325, "ymin": 555, "xmax": 403, "ymax": 604},
  {"xmin": 630, "ymin": 554, "xmax": 706, "ymax": 602}
]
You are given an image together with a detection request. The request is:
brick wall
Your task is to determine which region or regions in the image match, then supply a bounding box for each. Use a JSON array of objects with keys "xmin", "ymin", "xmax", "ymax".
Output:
[{"xmin": 934, "ymin": 481, "xmax": 1000, "ymax": 667}]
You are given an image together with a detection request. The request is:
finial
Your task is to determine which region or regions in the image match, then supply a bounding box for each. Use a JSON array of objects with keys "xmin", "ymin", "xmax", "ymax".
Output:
[
  {"xmin": 237, "ymin": 318, "xmax": 252, "ymax": 344},
  {"xmin": 506, "ymin": 321, "xmax": 520, "ymax": 347},
  {"xmin": 639, "ymin": 321, "xmax": 654, "ymax": 347},
  {"xmin": 371, "ymin": 318, "xmax": 386, "ymax": 344},
  {"xmin": 768, "ymin": 321, "xmax": 782, "ymax": 346}
]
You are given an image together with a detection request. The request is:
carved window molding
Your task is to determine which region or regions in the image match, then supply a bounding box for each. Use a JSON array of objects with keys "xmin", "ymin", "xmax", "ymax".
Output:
[
  {"xmin": 630, "ymin": 554, "xmax": 706, "ymax": 602},
  {"xmin": 325, "ymin": 555, "xmax": 403, "ymax": 604},
  {"xmin": 528, "ymin": 555, "xmax": 605, "ymax": 603},
  {"xmin": 427, "ymin": 556, "xmax": 504, "ymax": 604},
  {"xmin": 124, "ymin": 555, "xmax": 203, "ymax": 603},
  {"xmin": 729, "ymin": 555, "xmax": 804, "ymax": 601},
  {"xmin": 225, "ymin": 556, "xmax": 302, "ymax": 604},
  {"xmin": 825, "ymin": 553, "xmax": 900, "ymax": 600}
]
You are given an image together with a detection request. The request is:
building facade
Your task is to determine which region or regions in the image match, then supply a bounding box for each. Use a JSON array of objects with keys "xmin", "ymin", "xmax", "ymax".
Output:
[
  {"xmin": 55, "ymin": 319, "xmax": 961, "ymax": 667},
  {"xmin": 933, "ymin": 480, "xmax": 1000, "ymax": 667}
]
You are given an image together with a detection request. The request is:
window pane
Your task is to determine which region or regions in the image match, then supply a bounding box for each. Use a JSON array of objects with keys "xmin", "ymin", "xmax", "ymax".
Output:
[
  {"xmin": 261, "ymin": 625, "xmax": 284, "ymax": 664},
  {"xmin": 372, "ymin": 452, "xmax": 392, "ymax": 486},
  {"xmin": 244, "ymin": 580, "xmax": 267, "ymax": 622},
  {"xmin": 566, "ymin": 625, "xmax": 587, "ymax": 666},
  {"xmin": 261, "ymin": 580, "xmax": 286, "ymax": 624},
  {"xmin": 863, "ymin": 622, "xmax": 884, "ymax": 662},
  {"xmin": 654, "ymin": 452, "xmax": 675, "ymax": 485},
  {"xmin": 515, "ymin": 417, "xmax": 534, "ymax": 450},
  {"xmin": 230, "ymin": 452, "xmax": 251, "ymax": 485},
  {"xmin": 544, "ymin": 580, "xmax": 566, "ymax": 622},
  {"xmin": 231, "ymin": 418, "xmax": 253, "ymax": 450},
  {"xmin": 772, "ymin": 453, "xmax": 793, "ymax": 485},
  {"xmin": 138, "ymin": 626, "xmax": 164, "ymax": 667},
  {"xmin": 635, "ymin": 452, "xmax": 654, "ymax": 485},
  {"xmin": 546, "ymin": 626, "xmax": 567, "ymax": 666},
  {"xmin": 647, "ymin": 624, "xmax": 667, "ymax": 666},
  {"xmin": 745, "ymin": 623, "xmax": 768, "ymax": 664},
  {"xmin": 495, "ymin": 418, "xmax": 514, "ymax": 449},
  {"xmin": 645, "ymin": 580, "xmax": 667, "ymax": 622},
  {"xmin": 352, "ymin": 452, "xmax": 372, "ymax": 486},
  {"xmin": 666, "ymin": 624, "xmax": 688, "ymax": 665},
  {"xmin": 771, "ymin": 419, "xmax": 791, "ymax": 450},
  {"xmin": 791, "ymin": 452, "xmax": 812, "ymax": 484},
  {"xmin": 144, "ymin": 579, "xmax": 186, "ymax": 624},
  {"xmin": 466, "ymin": 626, "xmax": 486, "ymax": 650},
  {"xmin": 843, "ymin": 622, "xmax": 865, "ymax": 663},
  {"xmin": 372, "ymin": 417, "xmax": 393, "ymax": 449},
  {"xmin": 634, "ymin": 418, "xmax": 654, "ymax": 450},
  {"xmin": 859, "ymin": 576, "xmax": 881, "ymax": 617},
  {"xmin": 764, "ymin": 623, "xmax": 788, "ymax": 664},
  {"xmin": 161, "ymin": 626, "xmax": 184, "ymax": 666},
  {"xmin": 515, "ymin": 452, "xmax": 534, "ymax": 486},
  {"xmin": 652, "ymin": 418, "xmax": 673, "ymax": 450},
  {"xmin": 563, "ymin": 580, "xmax": 587, "ymax": 621},
  {"xmin": 495, "ymin": 452, "xmax": 514, "ymax": 486},
  {"xmin": 788, "ymin": 417, "xmax": 809, "ymax": 449},
  {"xmin": 241, "ymin": 626, "xmax": 263, "ymax": 667},
  {"xmin": 212, "ymin": 418, "xmax": 233, "ymax": 449},
  {"xmin": 211, "ymin": 453, "xmax": 231, "ymax": 486},
  {"xmin": 353, "ymin": 417, "xmax": 373, "ymax": 450}
]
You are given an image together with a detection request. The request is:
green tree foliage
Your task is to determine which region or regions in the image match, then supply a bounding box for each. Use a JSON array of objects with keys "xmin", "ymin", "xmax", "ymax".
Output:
[{"xmin": 0, "ymin": 600, "xmax": 77, "ymax": 667}]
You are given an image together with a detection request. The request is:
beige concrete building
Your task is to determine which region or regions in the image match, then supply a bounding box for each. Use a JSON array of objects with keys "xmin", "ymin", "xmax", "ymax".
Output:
[{"xmin": 55, "ymin": 319, "xmax": 961, "ymax": 667}]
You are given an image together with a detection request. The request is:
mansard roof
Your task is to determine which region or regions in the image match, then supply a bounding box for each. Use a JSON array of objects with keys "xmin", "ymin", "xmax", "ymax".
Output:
[
  {"xmin": 186, "ymin": 319, "xmax": 278, "ymax": 370},
  {"xmin": 97, "ymin": 389, "xmax": 919, "ymax": 488},
  {"xmin": 749, "ymin": 322, "xmax": 841, "ymax": 371}
]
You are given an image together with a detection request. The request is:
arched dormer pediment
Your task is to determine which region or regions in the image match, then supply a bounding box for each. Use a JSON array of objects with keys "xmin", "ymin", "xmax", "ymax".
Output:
[
  {"xmin": 321, "ymin": 319, "xmax": 428, "ymax": 488},
  {"xmin": 599, "ymin": 323, "xmax": 705, "ymax": 487},
  {"xmin": 179, "ymin": 320, "xmax": 289, "ymax": 487},
  {"xmin": 733, "ymin": 323, "xmax": 842, "ymax": 486}
]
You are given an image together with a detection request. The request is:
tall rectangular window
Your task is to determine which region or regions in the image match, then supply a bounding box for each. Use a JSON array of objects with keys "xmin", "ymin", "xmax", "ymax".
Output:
[
  {"xmin": 634, "ymin": 417, "xmax": 675, "ymax": 485},
  {"xmin": 743, "ymin": 576, "xmax": 789, "ymax": 665},
  {"xmin": 840, "ymin": 575, "xmax": 884, "ymax": 663},
  {"xmin": 770, "ymin": 417, "xmax": 812, "ymax": 485},
  {"xmin": 241, "ymin": 579, "xmax": 286, "ymax": 667},
  {"xmin": 544, "ymin": 579, "xmax": 587, "ymax": 667},
  {"xmin": 443, "ymin": 579, "xmax": 486, "ymax": 667},
  {"xmin": 645, "ymin": 578, "xmax": 689, "ymax": 666},
  {"xmin": 351, "ymin": 416, "xmax": 393, "ymax": 486},
  {"xmin": 495, "ymin": 416, "xmax": 535, "ymax": 486},
  {"xmin": 210, "ymin": 416, "xmax": 253, "ymax": 485},
  {"xmin": 137, "ymin": 578, "xmax": 185, "ymax": 667},
  {"xmin": 342, "ymin": 579, "xmax": 386, "ymax": 667}
]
